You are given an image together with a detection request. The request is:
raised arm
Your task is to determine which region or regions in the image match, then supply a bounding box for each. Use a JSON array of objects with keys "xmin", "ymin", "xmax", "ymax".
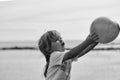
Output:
[
  {"xmin": 62, "ymin": 33, "xmax": 99, "ymax": 62},
  {"xmin": 77, "ymin": 42, "xmax": 98, "ymax": 58}
]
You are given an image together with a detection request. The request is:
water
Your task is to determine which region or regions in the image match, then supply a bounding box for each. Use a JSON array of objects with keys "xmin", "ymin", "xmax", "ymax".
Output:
[
  {"xmin": 0, "ymin": 40, "xmax": 120, "ymax": 49},
  {"xmin": 0, "ymin": 40, "xmax": 120, "ymax": 80}
]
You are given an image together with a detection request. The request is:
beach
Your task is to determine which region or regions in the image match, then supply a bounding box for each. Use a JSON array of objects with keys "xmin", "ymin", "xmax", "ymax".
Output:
[
  {"xmin": 1, "ymin": 0, "xmax": 120, "ymax": 79},
  {"xmin": 0, "ymin": 49, "xmax": 120, "ymax": 80}
]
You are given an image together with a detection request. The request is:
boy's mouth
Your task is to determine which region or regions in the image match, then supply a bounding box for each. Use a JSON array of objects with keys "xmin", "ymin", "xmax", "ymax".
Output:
[{"xmin": 61, "ymin": 42, "xmax": 65, "ymax": 46}]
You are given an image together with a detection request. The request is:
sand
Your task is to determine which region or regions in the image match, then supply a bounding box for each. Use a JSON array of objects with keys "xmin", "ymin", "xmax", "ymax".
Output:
[{"xmin": 0, "ymin": 50, "xmax": 120, "ymax": 80}]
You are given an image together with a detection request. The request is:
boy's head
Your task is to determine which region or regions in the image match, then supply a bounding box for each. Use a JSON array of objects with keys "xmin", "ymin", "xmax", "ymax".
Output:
[{"xmin": 38, "ymin": 30, "xmax": 65, "ymax": 57}]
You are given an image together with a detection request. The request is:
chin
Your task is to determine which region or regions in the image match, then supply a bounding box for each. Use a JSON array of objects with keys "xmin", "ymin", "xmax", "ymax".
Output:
[
  {"xmin": 59, "ymin": 48, "xmax": 65, "ymax": 52},
  {"xmin": 62, "ymin": 48, "xmax": 65, "ymax": 51}
]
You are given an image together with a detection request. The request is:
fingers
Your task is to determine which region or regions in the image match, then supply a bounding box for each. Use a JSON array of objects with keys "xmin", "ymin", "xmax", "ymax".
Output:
[
  {"xmin": 90, "ymin": 32, "xmax": 99, "ymax": 42},
  {"xmin": 91, "ymin": 33, "xmax": 98, "ymax": 39}
]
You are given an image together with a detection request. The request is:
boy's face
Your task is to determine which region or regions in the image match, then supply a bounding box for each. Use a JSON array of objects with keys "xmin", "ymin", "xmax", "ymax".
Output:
[{"xmin": 51, "ymin": 38, "xmax": 65, "ymax": 52}]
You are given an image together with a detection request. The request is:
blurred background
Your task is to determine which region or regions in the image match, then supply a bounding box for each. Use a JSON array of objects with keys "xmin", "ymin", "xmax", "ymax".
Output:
[
  {"xmin": 0, "ymin": 0, "xmax": 120, "ymax": 80},
  {"xmin": 0, "ymin": 0, "xmax": 120, "ymax": 41}
]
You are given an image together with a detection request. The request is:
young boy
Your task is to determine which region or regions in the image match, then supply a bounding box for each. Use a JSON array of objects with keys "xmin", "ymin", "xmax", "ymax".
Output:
[{"xmin": 38, "ymin": 30, "xmax": 99, "ymax": 80}]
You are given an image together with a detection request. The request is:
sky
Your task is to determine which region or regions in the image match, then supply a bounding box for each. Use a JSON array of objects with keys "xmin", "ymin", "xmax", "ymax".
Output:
[{"xmin": 0, "ymin": 0, "xmax": 120, "ymax": 41}]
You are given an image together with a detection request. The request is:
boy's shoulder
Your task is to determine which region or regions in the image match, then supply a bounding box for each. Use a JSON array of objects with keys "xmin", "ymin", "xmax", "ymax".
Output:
[
  {"xmin": 49, "ymin": 50, "xmax": 69, "ymax": 66},
  {"xmin": 51, "ymin": 50, "xmax": 69, "ymax": 58}
]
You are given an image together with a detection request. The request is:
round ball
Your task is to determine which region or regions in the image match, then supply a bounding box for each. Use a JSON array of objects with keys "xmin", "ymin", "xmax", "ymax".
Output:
[{"xmin": 90, "ymin": 17, "xmax": 119, "ymax": 43}]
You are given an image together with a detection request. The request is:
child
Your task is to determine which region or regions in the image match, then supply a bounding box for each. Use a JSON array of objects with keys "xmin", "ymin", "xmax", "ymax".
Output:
[{"xmin": 38, "ymin": 30, "xmax": 99, "ymax": 80}]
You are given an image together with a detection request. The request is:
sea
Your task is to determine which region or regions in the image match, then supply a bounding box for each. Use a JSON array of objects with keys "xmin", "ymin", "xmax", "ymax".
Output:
[{"xmin": 0, "ymin": 40, "xmax": 120, "ymax": 80}]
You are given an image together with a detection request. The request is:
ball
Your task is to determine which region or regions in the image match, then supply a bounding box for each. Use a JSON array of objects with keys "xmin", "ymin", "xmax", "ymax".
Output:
[{"xmin": 90, "ymin": 17, "xmax": 119, "ymax": 43}]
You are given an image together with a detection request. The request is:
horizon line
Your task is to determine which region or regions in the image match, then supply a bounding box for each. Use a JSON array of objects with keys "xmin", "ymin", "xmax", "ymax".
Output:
[{"xmin": 0, "ymin": 39, "xmax": 120, "ymax": 42}]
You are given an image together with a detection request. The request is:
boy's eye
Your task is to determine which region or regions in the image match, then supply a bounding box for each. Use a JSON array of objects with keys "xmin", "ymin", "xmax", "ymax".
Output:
[
  {"xmin": 56, "ymin": 40, "xmax": 60, "ymax": 43},
  {"xmin": 56, "ymin": 39, "xmax": 62, "ymax": 43}
]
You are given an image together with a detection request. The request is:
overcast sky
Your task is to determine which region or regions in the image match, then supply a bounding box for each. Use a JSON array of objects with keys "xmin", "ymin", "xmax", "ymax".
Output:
[{"xmin": 0, "ymin": 0, "xmax": 120, "ymax": 41}]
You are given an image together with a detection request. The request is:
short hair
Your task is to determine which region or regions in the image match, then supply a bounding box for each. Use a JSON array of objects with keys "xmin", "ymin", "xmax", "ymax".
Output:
[{"xmin": 38, "ymin": 30, "xmax": 61, "ymax": 56}]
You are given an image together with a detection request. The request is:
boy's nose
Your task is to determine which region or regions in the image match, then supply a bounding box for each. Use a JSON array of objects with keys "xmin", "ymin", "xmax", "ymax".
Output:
[{"xmin": 61, "ymin": 42, "xmax": 65, "ymax": 46}]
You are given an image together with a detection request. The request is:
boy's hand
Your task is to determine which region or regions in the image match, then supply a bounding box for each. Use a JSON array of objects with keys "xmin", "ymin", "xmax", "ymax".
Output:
[{"xmin": 86, "ymin": 32, "xmax": 99, "ymax": 43}]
